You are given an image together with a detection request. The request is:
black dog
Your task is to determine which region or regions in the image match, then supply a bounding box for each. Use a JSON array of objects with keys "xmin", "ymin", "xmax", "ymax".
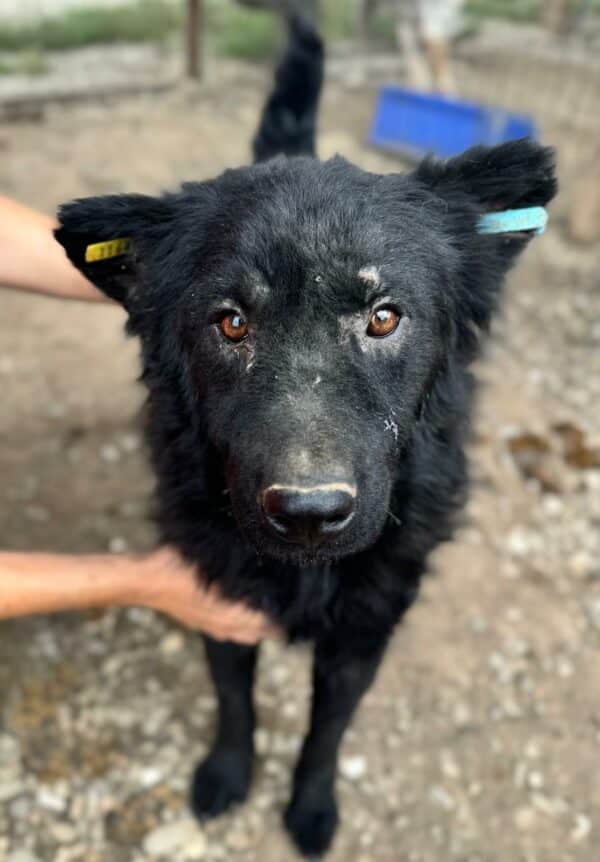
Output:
[{"xmin": 56, "ymin": 14, "xmax": 556, "ymax": 858}]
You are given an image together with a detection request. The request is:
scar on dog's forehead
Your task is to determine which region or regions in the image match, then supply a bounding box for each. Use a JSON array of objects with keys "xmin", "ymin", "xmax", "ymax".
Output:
[
  {"xmin": 237, "ymin": 274, "xmax": 270, "ymax": 307},
  {"xmin": 358, "ymin": 266, "xmax": 381, "ymax": 287}
]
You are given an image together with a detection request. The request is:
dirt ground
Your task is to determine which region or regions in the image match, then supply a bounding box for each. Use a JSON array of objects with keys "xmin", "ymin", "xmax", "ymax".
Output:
[{"xmin": 0, "ymin": 63, "xmax": 599, "ymax": 862}]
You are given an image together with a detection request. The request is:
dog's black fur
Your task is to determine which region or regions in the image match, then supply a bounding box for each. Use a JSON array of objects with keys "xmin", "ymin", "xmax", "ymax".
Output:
[{"xmin": 55, "ymin": 14, "xmax": 557, "ymax": 857}]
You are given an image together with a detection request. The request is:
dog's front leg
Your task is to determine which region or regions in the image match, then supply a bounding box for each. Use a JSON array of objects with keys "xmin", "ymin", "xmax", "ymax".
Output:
[
  {"xmin": 191, "ymin": 637, "xmax": 258, "ymax": 819},
  {"xmin": 284, "ymin": 635, "xmax": 387, "ymax": 857}
]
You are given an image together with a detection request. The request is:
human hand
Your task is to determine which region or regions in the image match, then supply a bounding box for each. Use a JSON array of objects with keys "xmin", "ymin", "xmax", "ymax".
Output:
[{"xmin": 138, "ymin": 546, "xmax": 280, "ymax": 644}]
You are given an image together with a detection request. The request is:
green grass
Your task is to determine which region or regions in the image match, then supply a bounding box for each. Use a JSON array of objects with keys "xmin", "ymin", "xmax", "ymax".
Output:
[
  {"xmin": 0, "ymin": 49, "xmax": 49, "ymax": 76},
  {"xmin": 0, "ymin": 0, "xmax": 597, "ymax": 69},
  {"xmin": 465, "ymin": 0, "xmax": 600, "ymax": 25},
  {"xmin": 207, "ymin": 2, "xmax": 278, "ymax": 61},
  {"xmin": 465, "ymin": 0, "xmax": 543, "ymax": 22},
  {"xmin": 0, "ymin": 0, "xmax": 180, "ymax": 53}
]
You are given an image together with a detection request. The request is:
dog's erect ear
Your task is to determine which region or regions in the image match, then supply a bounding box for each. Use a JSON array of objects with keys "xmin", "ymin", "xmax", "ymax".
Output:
[
  {"xmin": 415, "ymin": 138, "xmax": 557, "ymax": 242},
  {"xmin": 55, "ymin": 194, "xmax": 173, "ymax": 307}
]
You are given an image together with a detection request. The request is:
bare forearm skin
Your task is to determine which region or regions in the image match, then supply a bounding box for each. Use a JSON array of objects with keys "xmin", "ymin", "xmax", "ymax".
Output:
[
  {"xmin": 0, "ymin": 195, "xmax": 106, "ymax": 302},
  {"xmin": 0, "ymin": 548, "xmax": 278, "ymax": 643},
  {"xmin": 0, "ymin": 551, "xmax": 148, "ymax": 619}
]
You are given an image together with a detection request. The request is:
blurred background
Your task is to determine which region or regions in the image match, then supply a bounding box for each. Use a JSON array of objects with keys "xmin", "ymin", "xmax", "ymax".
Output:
[{"xmin": 0, "ymin": 2, "xmax": 599, "ymax": 862}]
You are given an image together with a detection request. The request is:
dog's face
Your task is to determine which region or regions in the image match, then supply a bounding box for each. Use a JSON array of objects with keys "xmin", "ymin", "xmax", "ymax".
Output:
[
  {"xmin": 56, "ymin": 142, "xmax": 556, "ymax": 564},
  {"xmin": 182, "ymin": 166, "xmax": 449, "ymax": 563}
]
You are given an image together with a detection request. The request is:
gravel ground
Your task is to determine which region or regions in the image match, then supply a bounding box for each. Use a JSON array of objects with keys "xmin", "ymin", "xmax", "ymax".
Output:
[{"xmin": 0, "ymin": 63, "xmax": 599, "ymax": 862}]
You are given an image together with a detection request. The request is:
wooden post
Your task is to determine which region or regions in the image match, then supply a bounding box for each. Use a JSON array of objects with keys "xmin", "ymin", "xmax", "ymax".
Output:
[
  {"xmin": 186, "ymin": 0, "xmax": 203, "ymax": 80},
  {"xmin": 358, "ymin": 0, "xmax": 378, "ymax": 45},
  {"xmin": 568, "ymin": 149, "xmax": 600, "ymax": 245},
  {"xmin": 542, "ymin": 0, "xmax": 576, "ymax": 35}
]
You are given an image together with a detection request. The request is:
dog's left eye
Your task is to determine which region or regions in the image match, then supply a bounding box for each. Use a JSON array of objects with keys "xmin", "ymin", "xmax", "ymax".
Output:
[
  {"xmin": 367, "ymin": 307, "xmax": 401, "ymax": 338},
  {"xmin": 220, "ymin": 312, "xmax": 249, "ymax": 343}
]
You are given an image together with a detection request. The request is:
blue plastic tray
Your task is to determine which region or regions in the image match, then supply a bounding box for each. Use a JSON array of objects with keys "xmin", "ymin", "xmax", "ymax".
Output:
[{"xmin": 369, "ymin": 85, "xmax": 537, "ymax": 160}]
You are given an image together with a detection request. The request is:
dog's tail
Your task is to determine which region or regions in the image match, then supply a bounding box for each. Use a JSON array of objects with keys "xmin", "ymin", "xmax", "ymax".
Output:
[{"xmin": 252, "ymin": 11, "xmax": 324, "ymax": 163}]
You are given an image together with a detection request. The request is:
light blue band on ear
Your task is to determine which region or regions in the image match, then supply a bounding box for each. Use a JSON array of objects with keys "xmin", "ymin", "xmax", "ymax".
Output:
[{"xmin": 477, "ymin": 206, "xmax": 548, "ymax": 236}]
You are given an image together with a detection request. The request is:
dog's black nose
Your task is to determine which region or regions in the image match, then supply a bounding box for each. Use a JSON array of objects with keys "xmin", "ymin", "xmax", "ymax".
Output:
[{"xmin": 261, "ymin": 484, "xmax": 356, "ymax": 546}]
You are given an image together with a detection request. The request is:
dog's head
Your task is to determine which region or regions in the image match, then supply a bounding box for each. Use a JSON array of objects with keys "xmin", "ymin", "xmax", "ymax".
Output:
[{"xmin": 56, "ymin": 140, "xmax": 556, "ymax": 564}]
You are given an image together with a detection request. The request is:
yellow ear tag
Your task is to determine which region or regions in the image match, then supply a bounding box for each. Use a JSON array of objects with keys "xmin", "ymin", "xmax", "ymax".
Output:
[{"xmin": 85, "ymin": 237, "xmax": 132, "ymax": 263}]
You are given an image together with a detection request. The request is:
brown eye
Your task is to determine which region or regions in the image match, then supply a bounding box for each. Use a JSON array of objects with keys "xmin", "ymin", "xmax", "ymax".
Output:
[
  {"xmin": 367, "ymin": 307, "xmax": 401, "ymax": 338},
  {"xmin": 220, "ymin": 312, "xmax": 248, "ymax": 342}
]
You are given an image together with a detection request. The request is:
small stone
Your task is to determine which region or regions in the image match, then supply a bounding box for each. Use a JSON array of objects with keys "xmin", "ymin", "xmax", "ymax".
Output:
[
  {"xmin": 270, "ymin": 664, "xmax": 290, "ymax": 686},
  {"xmin": 556, "ymin": 656, "xmax": 574, "ymax": 677},
  {"xmin": 514, "ymin": 806, "xmax": 537, "ymax": 831},
  {"xmin": 0, "ymin": 780, "xmax": 24, "ymax": 803},
  {"xmin": 119, "ymin": 432, "xmax": 141, "ymax": 453},
  {"xmin": 263, "ymin": 758, "xmax": 287, "ymax": 778},
  {"xmin": 514, "ymin": 761, "xmax": 527, "ymax": 789},
  {"xmin": 47, "ymin": 401, "xmax": 66, "ymax": 418},
  {"xmin": 100, "ymin": 443, "xmax": 121, "ymax": 463},
  {"xmin": 571, "ymin": 813, "xmax": 592, "ymax": 842},
  {"xmin": 126, "ymin": 607, "xmax": 155, "ymax": 626},
  {"xmin": 429, "ymin": 785, "xmax": 455, "ymax": 811},
  {"xmin": 160, "ymin": 632, "xmax": 185, "ymax": 655},
  {"xmin": 531, "ymin": 794, "xmax": 568, "ymax": 816},
  {"xmin": 525, "ymin": 740, "xmax": 541, "ymax": 760},
  {"xmin": 54, "ymin": 848, "xmax": 84, "ymax": 862},
  {"xmin": 0, "ymin": 733, "xmax": 19, "ymax": 760},
  {"xmin": 254, "ymin": 729, "xmax": 270, "ymax": 756},
  {"xmin": 254, "ymin": 791, "xmax": 274, "ymax": 810},
  {"xmin": 583, "ymin": 597, "xmax": 600, "ymax": 631},
  {"xmin": 281, "ymin": 701, "xmax": 299, "ymax": 720},
  {"xmin": 527, "ymin": 771, "xmax": 544, "ymax": 790},
  {"xmin": 109, "ymin": 536, "xmax": 128, "ymax": 553},
  {"xmin": 339, "ymin": 755, "xmax": 367, "ymax": 781},
  {"xmin": 439, "ymin": 750, "xmax": 461, "ymax": 780},
  {"xmin": 542, "ymin": 495, "xmax": 564, "ymax": 517},
  {"xmin": 0, "ymin": 356, "xmax": 15, "ymax": 374},
  {"xmin": 143, "ymin": 819, "xmax": 206, "ymax": 857},
  {"xmin": 7, "ymin": 852, "xmax": 42, "ymax": 862},
  {"xmin": 9, "ymin": 795, "xmax": 29, "ymax": 819},
  {"xmin": 569, "ymin": 551, "xmax": 594, "ymax": 578},
  {"xmin": 501, "ymin": 698, "xmax": 523, "ymax": 719},
  {"xmin": 505, "ymin": 606, "xmax": 523, "ymax": 623},
  {"xmin": 49, "ymin": 821, "xmax": 77, "ymax": 843},
  {"xmin": 225, "ymin": 828, "xmax": 253, "ymax": 850},
  {"xmin": 185, "ymin": 834, "xmax": 209, "ymax": 860},
  {"xmin": 584, "ymin": 470, "xmax": 600, "ymax": 492},
  {"xmin": 453, "ymin": 702, "xmax": 473, "ymax": 729},
  {"xmin": 507, "ymin": 527, "xmax": 535, "ymax": 557},
  {"xmin": 139, "ymin": 766, "xmax": 164, "ymax": 788},
  {"xmin": 272, "ymin": 732, "xmax": 301, "ymax": 757},
  {"xmin": 469, "ymin": 615, "xmax": 488, "ymax": 634},
  {"xmin": 24, "ymin": 505, "xmax": 50, "ymax": 522},
  {"xmin": 37, "ymin": 787, "xmax": 66, "ymax": 813}
]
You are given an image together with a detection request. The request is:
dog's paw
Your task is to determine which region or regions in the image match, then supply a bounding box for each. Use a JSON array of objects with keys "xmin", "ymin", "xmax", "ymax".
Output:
[
  {"xmin": 284, "ymin": 793, "xmax": 339, "ymax": 858},
  {"xmin": 190, "ymin": 749, "xmax": 252, "ymax": 820}
]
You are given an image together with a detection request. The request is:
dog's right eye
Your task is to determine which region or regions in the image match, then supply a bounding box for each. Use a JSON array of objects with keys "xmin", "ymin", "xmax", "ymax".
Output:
[
  {"xmin": 367, "ymin": 307, "xmax": 401, "ymax": 338},
  {"xmin": 220, "ymin": 312, "xmax": 249, "ymax": 343}
]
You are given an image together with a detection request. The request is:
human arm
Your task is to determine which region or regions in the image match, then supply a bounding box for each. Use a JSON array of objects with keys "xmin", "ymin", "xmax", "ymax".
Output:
[
  {"xmin": 0, "ymin": 194, "xmax": 106, "ymax": 301},
  {"xmin": 0, "ymin": 546, "xmax": 278, "ymax": 644}
]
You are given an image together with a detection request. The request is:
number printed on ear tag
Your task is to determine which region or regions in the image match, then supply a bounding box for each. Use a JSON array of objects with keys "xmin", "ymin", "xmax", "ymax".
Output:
[{"xmin": 85, "ymin": 237, "xmax": 132, "ymax": 263}]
